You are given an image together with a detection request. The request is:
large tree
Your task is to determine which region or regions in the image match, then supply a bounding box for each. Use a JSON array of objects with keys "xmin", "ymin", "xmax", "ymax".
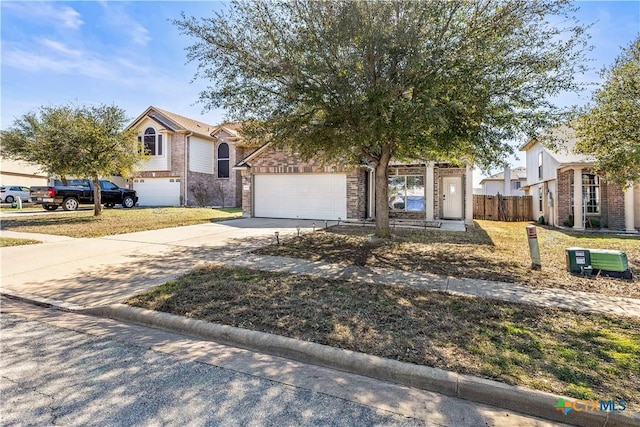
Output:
[
  {"xmin": 0, "ymin": 104, "xmax": 142, "ymax": 216},
  {"xmin": 175, "ymin": 0, "xmax": 590, "ymax": 236},
  {"xmin": 574, "ymin": 37, "xmax": 640, "ymax": 186}
]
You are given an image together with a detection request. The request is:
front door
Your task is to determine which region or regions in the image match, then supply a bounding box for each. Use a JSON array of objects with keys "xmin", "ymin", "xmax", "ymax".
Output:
[{"xmin": 442, "ymin": 176, "xmax": 463, "ymax": 219}]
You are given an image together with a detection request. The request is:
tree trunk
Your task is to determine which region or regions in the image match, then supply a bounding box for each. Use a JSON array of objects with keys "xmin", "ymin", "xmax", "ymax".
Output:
[
  {"xmin": 92, "ymin": 176, "xmax": 102, "ymax": 217},
  {"xmin": 374, "ymin": 149, "xmax": 391, "ymax": 238}
]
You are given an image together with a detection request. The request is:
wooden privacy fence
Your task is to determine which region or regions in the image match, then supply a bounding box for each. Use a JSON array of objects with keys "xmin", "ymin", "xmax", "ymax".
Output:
[{"xmin": 473, "ymin": 195, "xmax": 533, "ymax": 221}]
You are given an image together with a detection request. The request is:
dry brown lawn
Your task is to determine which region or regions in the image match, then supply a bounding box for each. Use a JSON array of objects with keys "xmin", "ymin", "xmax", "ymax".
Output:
[
  {"xmin": 254, "ymin": 221, "xmax": 640, "ymax": 298},
  {"xmin": 126, "ymin": 265, "xmax": 640, "ymax": 412}
]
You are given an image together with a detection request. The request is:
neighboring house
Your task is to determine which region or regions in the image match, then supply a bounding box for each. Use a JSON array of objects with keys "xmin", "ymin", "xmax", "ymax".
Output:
[
  {"xmin": 0, "ymin": 156, "xmax": 48, "ymax": 187},
  {"xmin": 479, "ymin": 167, "xmax": 527, "ymax": 196},
  {"xmin": 519, "ymin": 125, "xmax": 639, "ymax": 232},
  {"xmin": 126, "ymin": 107, "xmax": 255, "ymax": 207},
  {"xmin": 234, "ymin": 144, "xmax": 473, "ymax": 224}
]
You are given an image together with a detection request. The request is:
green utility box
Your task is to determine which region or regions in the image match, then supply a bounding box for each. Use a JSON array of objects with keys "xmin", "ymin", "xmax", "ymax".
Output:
[
  {"xmin": 565, "ymin": 247, "xmax": 632, "ymax": 280},
  {"xmin": 566, "ymin": 247, "xmax": 592, "ymax": 275},
  {"xmin": 589, "ymin": 249, "xmax": 632, "ymax": 279}
]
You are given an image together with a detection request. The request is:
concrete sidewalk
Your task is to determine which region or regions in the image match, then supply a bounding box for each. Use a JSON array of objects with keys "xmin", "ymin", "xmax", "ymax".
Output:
[{"xmin": 229, "ymin": 254, "xmax": 640, "ymax": 318}]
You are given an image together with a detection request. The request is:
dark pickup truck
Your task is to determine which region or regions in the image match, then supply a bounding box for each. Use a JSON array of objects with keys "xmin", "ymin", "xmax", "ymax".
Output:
[{"xmin": 30, "ymin": 179, "xmax": 138, "ymax": 211}]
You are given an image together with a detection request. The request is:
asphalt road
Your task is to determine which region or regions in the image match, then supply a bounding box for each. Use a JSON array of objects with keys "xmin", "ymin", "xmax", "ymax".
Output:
[
  {"xmin": 1, "ymin": 298, "xmax": 564, "ymax": 427},
  {"xmin": 1, "ymin": 300, "xmax": 422, "ymax": 427}
]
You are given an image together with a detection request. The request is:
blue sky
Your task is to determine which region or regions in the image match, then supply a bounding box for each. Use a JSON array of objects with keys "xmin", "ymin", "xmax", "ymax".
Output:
[{"xmin": 1, "ymin": 1, "xmax": 639, "ymax": 185}]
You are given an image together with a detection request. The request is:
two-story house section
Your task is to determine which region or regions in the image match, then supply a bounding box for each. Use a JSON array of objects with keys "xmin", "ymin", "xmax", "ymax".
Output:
[
  {"xmin": 520, "ymin": 125, "xmax": 639, "ymax": 232},
  {"xmin": 127, "ymin": 106, "xmax": 253, "ymax": 207}
]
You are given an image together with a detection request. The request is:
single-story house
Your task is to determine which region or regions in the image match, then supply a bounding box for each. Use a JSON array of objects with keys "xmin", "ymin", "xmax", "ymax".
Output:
[
  {"xmin": 234, "ymin": 143, "xmax": 474, "ymax": 224},
  {"xmin": 519, "ymin": 125, "xmax": 639, "ymax": 232},
  {"xmin": 126, "ymin": 107, "xmax": 256, "ymax": 207},
  {"xmin": 479, "ymin": 167, "xmax": 527, "ymax": 196}
]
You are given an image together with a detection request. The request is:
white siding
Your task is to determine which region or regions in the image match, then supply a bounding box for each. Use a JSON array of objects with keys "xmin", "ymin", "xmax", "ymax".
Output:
[
  {"xmin": 136, "ymin": 117, "xmax": 169, "ymax": 171},
  {"xmin": 189, "ymin": 136, "xmax": 214, "ymax": 174},
  {"xmin": 525, "ymin": 142, "xmax": 560, "ymax": 186},
  {"xmin": 0, "ymin": 157, "xmax": 48, "ymax": 187},
  {"xmin": 635, "ymin": 184, "xmax": 640, "ymax": 229},
  {"xmin": 482, "ymin": 181, "xmax": 503, "ymax": 195}
]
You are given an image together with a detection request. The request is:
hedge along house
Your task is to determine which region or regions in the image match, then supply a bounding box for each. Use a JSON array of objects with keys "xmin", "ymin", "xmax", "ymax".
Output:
[
  {"xmin": 234, "ymin": 143, "xmax": 474, "ymax": 224},
  {"xmin": 519, "ymin": 125, "xmax": 639, "ymax": 232},
  {"xmin": 126, "ymin": 107, "xmax": 255, "ymax": 207}
]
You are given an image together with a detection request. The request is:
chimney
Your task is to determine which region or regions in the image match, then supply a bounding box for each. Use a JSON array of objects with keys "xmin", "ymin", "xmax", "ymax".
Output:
[{"xmin": 504, "ymin": 166, "xmax": 512, "ymax": 196}]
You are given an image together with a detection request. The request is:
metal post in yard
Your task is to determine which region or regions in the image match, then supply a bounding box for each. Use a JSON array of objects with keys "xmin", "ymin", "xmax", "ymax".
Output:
[{"xmin": 526, "ymin": 225, "xmax": 542, "ymax": 270}]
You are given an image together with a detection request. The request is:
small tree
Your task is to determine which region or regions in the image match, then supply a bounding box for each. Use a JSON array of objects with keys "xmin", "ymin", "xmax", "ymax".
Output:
[
  {"xmin": 175, "ymin": 0, "xmax": 590, "ymax": 236},
  {"xmin": 0, "ymin": 104, "xmax": 142, "ymax": 216},
  {"xmin": 574, "ymin": 37, "xmax": 640, "ymax": 186}
]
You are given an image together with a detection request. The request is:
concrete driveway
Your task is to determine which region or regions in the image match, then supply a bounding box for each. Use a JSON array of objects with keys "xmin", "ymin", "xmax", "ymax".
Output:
[{"xmin": 0, "ymin": 218, "xmax": 323, "ymax": 308}]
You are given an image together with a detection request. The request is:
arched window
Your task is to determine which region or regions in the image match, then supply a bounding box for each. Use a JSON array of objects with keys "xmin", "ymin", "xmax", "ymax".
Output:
[
  {"xmin": 217, "ymin": 143, "xmax": 229, "ymax": 178},
  {"xmin": 138, "ymin": 127, "xmax": 162, "ymax": 156}
]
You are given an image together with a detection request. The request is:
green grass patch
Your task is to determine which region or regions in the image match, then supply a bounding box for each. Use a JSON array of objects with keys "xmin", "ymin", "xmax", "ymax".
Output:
[
  {"xmin": 0, "ymin": 237, "xmax": 41, "ymax": 247},
  {"xmin": 0, "ymin": 207, "xmax": 242, "ymax": 237},
  {"xmin": 126, "ymin": 265, "xmax": 640, "ymax": 412}
]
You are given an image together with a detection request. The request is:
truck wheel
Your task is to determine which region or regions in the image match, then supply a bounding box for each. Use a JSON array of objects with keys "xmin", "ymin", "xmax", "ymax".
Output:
[
  {"xmin": 62, "ymin": 197, "xmax": 79, "ymax": 211},
  {"xmin": 122, "ymin": 196, "xmax": 135, "ymax": 208},
  {"xmin": 44, "ymin": 205, "xmax": 59, "ymax": 211},
  {"xmin": 5, "ymin": 196, "xmax": 14, "ymax": 203}
]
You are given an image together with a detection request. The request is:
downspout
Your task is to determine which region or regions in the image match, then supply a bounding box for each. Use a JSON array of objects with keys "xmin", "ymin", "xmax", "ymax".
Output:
[{"xmin": 184, "ymin": 132, "xmax": 193, "ymax": 206}]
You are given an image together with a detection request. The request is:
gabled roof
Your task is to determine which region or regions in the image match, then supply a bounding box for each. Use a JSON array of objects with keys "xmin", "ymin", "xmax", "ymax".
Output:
[
  {"xmin": 127, "ymin": 106, "xmax": 217, "ymax": 139},
  {"xmin": 211, "ymin": 122, "xmax": 243, "ymax": 142},
  {"xmin": 519, "ymin": 125, "xmax": 594, "ymax": 165},
  {"xmin": 233, "ymin": 141, "xmax": 272, "ymax": 169},
  {"xmin": 479, "ymin": 167, "xmax": 527, "ymax": 184}
]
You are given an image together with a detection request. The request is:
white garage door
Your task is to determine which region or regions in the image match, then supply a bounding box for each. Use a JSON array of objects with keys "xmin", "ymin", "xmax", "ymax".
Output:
[
  {"xmin": 254, "ymin": 174, "xmax": 347, "ymax": 220},
  {"xmin": 133, "ymin": 178, "xmax": 180, "ymax": 206}
]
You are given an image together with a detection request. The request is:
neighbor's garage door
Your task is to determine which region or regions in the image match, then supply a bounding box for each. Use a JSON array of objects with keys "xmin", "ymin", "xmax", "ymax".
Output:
[
  {"xmin": 133, "ymin": 178, "xmax": 180, "ymax": 206},
  {"xmin": 254, "ymin": 174, "xmax": 347, "ymax": 220}
]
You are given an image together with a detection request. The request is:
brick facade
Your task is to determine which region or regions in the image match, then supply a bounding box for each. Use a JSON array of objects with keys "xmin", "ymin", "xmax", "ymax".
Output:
[
  {"xmin": 240, "ymin": 145, "xmax": 468, "ymax": 221},
  {"xmin": 388, "ymin": 164, "xmax": 466, "ymax": 220},
  {"xmin": 130, "ymin": 109, "xmax": 250, "ymax": 207},
  {"xmin": 185, "ymin": 142, "xmax": 250, "ymax": 207},
  {"xmin": 557, "ymin": 169, "xmax": 572, "ymax": 226},
  {"xmin": 602, "ymin": 180, "xmax": 625, "ymax": 230},
  {"xmin": 239, "ymin": 146, "xmax": 366, "ymax": 218},
  {"xmin": 556, "ymin": 168, "xmax": 628, "ymax": 230},
  {"xmin": 434, "ymin": 165, "xmax": 467, "ymax": 219}
]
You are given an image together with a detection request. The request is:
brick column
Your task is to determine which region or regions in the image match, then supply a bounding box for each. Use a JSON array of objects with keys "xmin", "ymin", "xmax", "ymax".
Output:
[
  {"xmin": 625, "ymin": 184, "xmax": 635, "ymax": 232},
  {"xmin": 465, "ymin": 165, "xmax": 474, "ymax": 225},
  {"xmin": 426, "ymin": 162, "xmax": 435, "ymax": 221},
  {"xmin": 573, "ymin": 168, "xmax": 584, "ymax": 230}
]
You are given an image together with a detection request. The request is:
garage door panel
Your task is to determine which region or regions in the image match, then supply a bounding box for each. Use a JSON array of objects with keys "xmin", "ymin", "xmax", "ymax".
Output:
[
  {"xmin": 134, "ymin": 178, "xmax": 180, "ymax": 206},
  {"xmin": 254, "ymin": 174, "xmax": 347, "ymax": 220}
]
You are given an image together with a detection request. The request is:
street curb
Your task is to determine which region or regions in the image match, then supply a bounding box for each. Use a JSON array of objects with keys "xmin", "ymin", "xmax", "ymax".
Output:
[{"xmin": 83, "ymin": 303, "xmax": 638, "ymax": 427}]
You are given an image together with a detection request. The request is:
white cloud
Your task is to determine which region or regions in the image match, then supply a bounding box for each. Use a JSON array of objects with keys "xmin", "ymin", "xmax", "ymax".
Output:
[
  {"xmin": 2, "ymin": 47, "xmax": 111, "ymax": 80},
  {"xmin": 39, "ymin": 39, "xmax": 82, "ymax": 57},
  {"xmin": 128, "ymin": 22, "xmax": 151, "ymax": 46},
  {"xmin": 2, "ymin": 2, "xmax": 83, "ymax": 30},
  {"xmin": 2, "ymin": 41, "xmax": 180, "ymax": 91},
  {"xmin": 98, "ymin": 2, "xmax": 151, "ymax": 47}
]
